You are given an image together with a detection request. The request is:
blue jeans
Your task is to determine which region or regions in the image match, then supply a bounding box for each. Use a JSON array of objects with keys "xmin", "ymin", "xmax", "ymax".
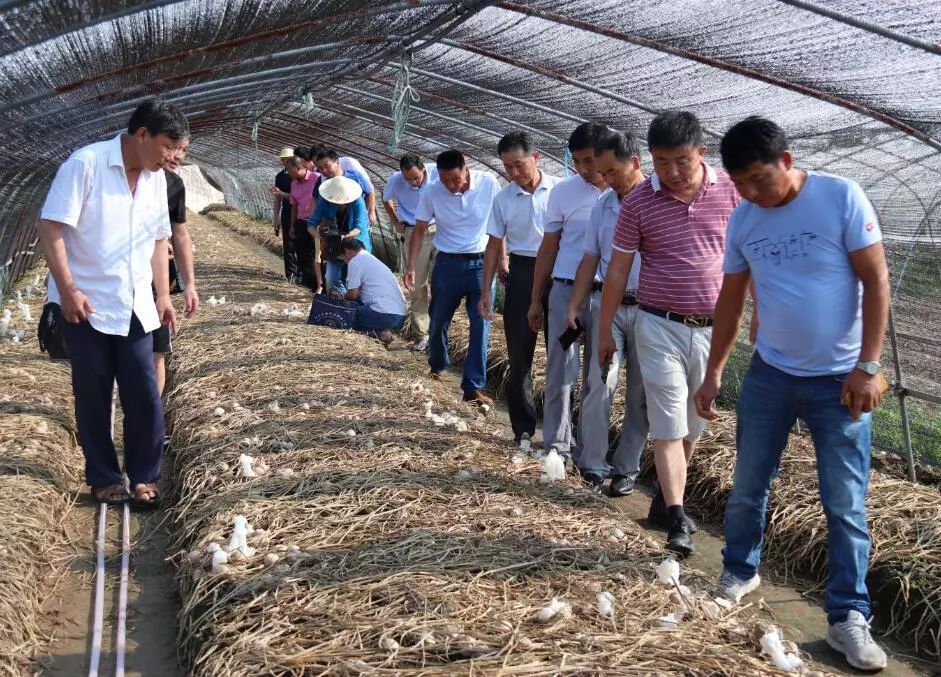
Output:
[
  {"xmin": 353, "ymin": 305, "xmax": 406, "ymax": 333},
  {"xmin": 428, "ymin": 252, "xmax": 492, "ymax": 394},
  {"xmin": 723, "ymin": 353, "xmax": 872, "ymax": 624},
  {"xmin": 325, "ymin": 260, "xmax": 347, "ymax": 293}
]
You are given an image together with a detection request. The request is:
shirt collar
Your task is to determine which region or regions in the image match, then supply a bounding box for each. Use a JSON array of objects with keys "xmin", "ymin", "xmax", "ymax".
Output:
[
  {"xmin": 513, "ymin": 171, "xmax": 551, "ymax": 196},
  {"xmin": 651, "ymin": 161, "xmax": 717, "ymax": 192},
  {"xmin": 108, "ymin": 134, "xmax": 125, "ymax": 169}
]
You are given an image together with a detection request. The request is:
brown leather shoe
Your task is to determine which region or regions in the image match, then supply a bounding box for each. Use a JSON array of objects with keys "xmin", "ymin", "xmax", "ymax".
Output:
[
  {"xmin": 463, "ymin": 390, "xmax": 493, "ymax": 407},
  {"xmin": 429, "ymin": 370, "xmax": 443, "ymax": 381}
]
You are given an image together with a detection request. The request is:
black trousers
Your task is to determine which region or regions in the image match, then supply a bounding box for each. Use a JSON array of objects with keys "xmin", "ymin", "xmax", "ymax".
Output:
[
  {"xmin": 61, "ymin": 314, "xmax": 165, "ymax": 487},
  {"xmin": 503, "ymin": 254, "xmax": 547, "ymax": 441},
  {"xmin": 280, "ymin": 211, "xmax": 298, "ymax": 280},
  {"xmin": 293, "ymin": 219, "xmax": 318, "ymax": 290}
]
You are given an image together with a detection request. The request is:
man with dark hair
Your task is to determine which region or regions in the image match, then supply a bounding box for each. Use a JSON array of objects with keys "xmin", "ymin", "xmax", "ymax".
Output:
[
  {"xmin": 480, "ymin": 131, "xmax": 560, "ymax": 443},
  {"xmin": 529, "ymin": 122, "xmax": 609, "ymax": 465},
  {"xmin": 153, "ymin": 140, "xmax": 199, "ymax": 397},
  {"xmin": 38, "ymin": 97, "xmax": 188, "ymax": 506},
  {"xmin": 406, "ymin": 149, "xmax": 501, "ymax": 406},
  {"xmin": 270, "ymin": 147, "xmax": 299, "ymax": 281},
  {"xmin": 566, "ymin": 130, "xmax": 647, "ymax": 495},
  {"xmin": 382, "ymin": 153, "xmax": 439, "ymax": 351},
  {"xmin": 311, "ymin": 144, "xmax": 374, "ymax": 193},
  {"xmin": 341, "ymin": 238, "xmax": 408, "ymax": 345},
  {"xmin": 693, "ymin": 116, "xmax": 889, "ymax": 671},
  {"xmin": 287, "ymin": 155, "xmax": 323, "ymax": 291},
  {"xmin": 598, "ymin": 111, "xmax": 740, "ymax": 555},
  {"xmin": 314, "ymin": 148, "xmax": 378, "ymax": 226}
]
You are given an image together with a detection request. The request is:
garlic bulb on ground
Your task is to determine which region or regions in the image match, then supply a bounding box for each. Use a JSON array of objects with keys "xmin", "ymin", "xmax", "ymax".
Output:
[
  {"xmin": 656, "ymin": 558, "xmax": 680, "ymax": 585},
  {"xmin": 596, "ymin": 591, "xmax": 615, "ymax": 617},
  {"xmin": 536, "ymin": 598, "xmax": 572, "ymax": 623},
  {"xmin": 238, "ymin": 453, "xmax": 258, "ymax": 478},
  {"xmin": 760, "ymin": 628, "xmax": 804, "ymax": 671},
  {"xmin": 542, "ymin": 450, "xmax": 566, "ymax": 481}
]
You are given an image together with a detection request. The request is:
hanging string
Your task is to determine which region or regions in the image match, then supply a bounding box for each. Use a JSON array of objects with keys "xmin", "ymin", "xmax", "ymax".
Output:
[
  {"xmin": 388, "ymin": 49, "xmax": 419, "ymax": 152},
  {"xmin": 250, "ymin": 118, "xmax": 260, "ymax": 152},
  {"xmin": 563, "ymin": 145, "xmax": 573, "ymax": 177},
  {"xmin": 302, "ymin": 91, "xmax": 315, "ymax": 113}
]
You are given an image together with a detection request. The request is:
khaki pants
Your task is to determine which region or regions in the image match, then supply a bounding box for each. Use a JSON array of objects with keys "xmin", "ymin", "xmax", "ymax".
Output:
[{"xmin": 405, "ymin": 226, "xmax": 435, "ymax": 338}]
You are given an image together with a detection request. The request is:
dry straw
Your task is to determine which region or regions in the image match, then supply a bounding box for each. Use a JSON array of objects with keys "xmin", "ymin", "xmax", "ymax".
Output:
[{"xmin": 168, "ymin": 211, "xmax": 826, "ymax": 675}]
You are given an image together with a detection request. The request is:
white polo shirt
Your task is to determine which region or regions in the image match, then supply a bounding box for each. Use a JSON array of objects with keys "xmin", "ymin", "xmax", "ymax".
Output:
[
  {"xmin": 585, "ymin": 187, "xmax": 641, "ymax": 288},
  {"xmin": 544, "ymin": 174, "xmax": 603, "ymax": 280},
  {"xmin": 346, "ymin": 251, "xmax": 408, "ymax": 316},
  {"xmin": 41, "ymin": 134, "xmax": 171, "ymax": 336},
  {"xmin": 414, "ymin": 169, "xmax": 501, "ymax": 254},
  {"xmin": 486, "ymin": 171, "xmax": 561, "ymax": 257},
  {"xmin": 340, "ymin": 156, "xmax": 373, "ymax": 192},
  {"xmin": 382, "ymin": 165, "xmax": 439, "ymax": 225}
]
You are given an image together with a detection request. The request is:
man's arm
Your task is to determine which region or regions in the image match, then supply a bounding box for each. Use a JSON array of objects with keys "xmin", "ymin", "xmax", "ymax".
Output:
[
  {"xmin": 842, "ymin": 241, "xmax": 890, "ymax": 419},
  {"xmin": 479, "ymin": 235, "xmax": 504, "ymax": 321},
  {"xmin": 693, "ymin": 270, "xmax": 751, "ymax": 419},
  {"xmin": 527, "ymin": 231, "xmax": 561, "ymax": 332},
  {"xmin": 365, "ymin": 191, "xmax": 377, "ymax": 225},
  {"xmin": 596, "ymin": 250, "xmax": 635, "ymax": 367},
  {"xmin": 565, "ymin": 254, "xmax": 600, "ymax": 329},
  {"xmin": 151, "ymin": 238, "xmax": 177, "ymax": 333},
  {"xmin": 344, "ymin": 287, "xmax": 361, "ymax": 302},
  {"xmin": 383, "ymin": 199, "xmax": 403, "ymax": 234},
  {"xmin": 171, "ymin": 222, "xmax": 199, "ymax": 317},
  {"xmin": 404, "ymin": 219, "xmax": 429, "ymax": 291},
  {"xmin": 38, "ymin": 219, "xmax": 95, "ymax": 323},
  {"xmin": 272, "ymin": 194, "xmax": 282, "ymax": 231}
]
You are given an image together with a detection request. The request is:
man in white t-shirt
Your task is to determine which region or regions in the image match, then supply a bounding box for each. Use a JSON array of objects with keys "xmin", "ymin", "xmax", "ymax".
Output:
[
  {"xmin": 342, "ymin": 238, "xmax": 407, "ymax": 345},
  {"xmin": 38, "ymin": 97, "xmax": 188, "ymax": 508},
  {"xmin": 382, "ymin": 154, "xmax": 439, "ymax": 350},
  {"xmin": 405, "ymin": 149, "xmax": 501, "ymax": 407}
]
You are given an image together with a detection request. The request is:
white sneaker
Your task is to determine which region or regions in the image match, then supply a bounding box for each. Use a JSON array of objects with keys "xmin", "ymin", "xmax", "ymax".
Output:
[
  {"xmin": 718, "ymin": 570, "xmax": 761, "ymax": 603},
  {"xmin": 826, "ymin": 610, "xmax": 887, "ymax": 671}
]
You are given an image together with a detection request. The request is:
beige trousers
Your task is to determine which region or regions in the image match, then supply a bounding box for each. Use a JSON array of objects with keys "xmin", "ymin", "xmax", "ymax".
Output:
[{"xmin": 405, "ymin": 226, "xmax": 436, "ymax": 338}]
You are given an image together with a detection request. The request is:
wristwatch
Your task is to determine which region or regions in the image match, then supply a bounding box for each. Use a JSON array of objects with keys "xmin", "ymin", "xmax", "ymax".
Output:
[{"xmin": 855, "ymin": 360, "xmax": 881, "ymax": 375}]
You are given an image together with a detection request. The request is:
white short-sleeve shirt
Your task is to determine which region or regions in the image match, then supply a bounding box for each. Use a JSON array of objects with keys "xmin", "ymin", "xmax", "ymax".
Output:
[
  {"xmin": 486, "ymin": 172, "xmax": 561, "ymax": 257},
  {"xmin": 414, "ymin": 169, "xmax": 501, "ymax": 254},
  {"xmin": 585, "ymin": 187, "xmax": 641, "ymax": 288},
  {"xmin": 543, "ymin": 174, "xmax": 603, "ymax": 280},
  {"xmin": 382, "ymin": 165, "xmax": 439, "ymax": 225},
  {"xmin": 346, "ymin": 251, "xmax": 408, "ymax": 316},
  {"xmin": 340, "ymin": 156, "xmax": 373, "ymax": 192},
  {"xmin": 41, "ymin": 134, "xmax": 171, "ymax": 336}
]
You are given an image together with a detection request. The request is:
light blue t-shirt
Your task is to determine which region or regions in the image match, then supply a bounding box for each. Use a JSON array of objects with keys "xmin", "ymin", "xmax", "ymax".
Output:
[{"xmin": 723, "ymin": 172, "xmax": 882, "ymax": 377}]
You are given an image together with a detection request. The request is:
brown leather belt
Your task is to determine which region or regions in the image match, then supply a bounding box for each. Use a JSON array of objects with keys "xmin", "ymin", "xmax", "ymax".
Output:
[{"xmin": 640, "ymin": 305, "xmax": 713, "ymax": 328}]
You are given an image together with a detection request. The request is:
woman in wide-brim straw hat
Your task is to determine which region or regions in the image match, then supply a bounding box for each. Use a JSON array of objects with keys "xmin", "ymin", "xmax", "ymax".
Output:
[{"xmin": 308, "ymin": 176, "xmax": 374, "ymax": 294}]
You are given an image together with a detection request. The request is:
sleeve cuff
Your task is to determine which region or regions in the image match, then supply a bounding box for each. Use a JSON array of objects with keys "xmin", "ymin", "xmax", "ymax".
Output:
[
  {"xmin": 40, "ymin": 212, "xmax": 79, "ymax": 228},
  {"xmin": 612, "ymin": 244, "xmax": 638, "ymax": 254}
]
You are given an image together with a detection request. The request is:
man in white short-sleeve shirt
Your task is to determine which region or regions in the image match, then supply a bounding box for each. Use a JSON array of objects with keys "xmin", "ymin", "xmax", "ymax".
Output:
[
  {"xmin": 529, "ymin": 122, "xmax": 608, "ymax": 464},
  {"xmin": 693, "ymin": 117, "xmax": 890, "ymax": 671},
  {"xmin": 406, "ymin": 149, "xmax": 501, "ymax": 407},
  {"xmin": 478, "ymin": 131, "xmax": 560, "ymax": 443},
  {"xmin": 382, "ymin": 155, "xmax": 439, "ymax": 349},
  {"xmin": 38, "ymin": 97, "xmax": 188, "ymax": 507},
  {"xmin": 341, "ymin": 238, "xmax": 407, "ymax": 344}
]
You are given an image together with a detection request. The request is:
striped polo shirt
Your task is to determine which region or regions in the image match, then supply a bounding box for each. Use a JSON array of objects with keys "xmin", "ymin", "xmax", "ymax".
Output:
[{"xmin": 612, "ymin": 162, "xmax": 740, "ymax": 316}]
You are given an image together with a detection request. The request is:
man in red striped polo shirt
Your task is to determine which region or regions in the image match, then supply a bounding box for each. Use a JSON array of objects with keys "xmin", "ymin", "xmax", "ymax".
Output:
[{"xmin": 597, "ymin": 111, "xmax": 740, "ymax": 555}]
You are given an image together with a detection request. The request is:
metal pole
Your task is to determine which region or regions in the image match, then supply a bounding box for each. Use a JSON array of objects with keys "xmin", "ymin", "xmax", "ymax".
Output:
[{"xmin": 887, "ymin": 306, "xmax": 917, "ymax": 481}]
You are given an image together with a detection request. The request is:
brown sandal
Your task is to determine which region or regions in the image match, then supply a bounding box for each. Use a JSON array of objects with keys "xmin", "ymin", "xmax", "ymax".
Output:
[
  {"xmin": 131, "ymin": 483, "xmax": 161, "ymax": 509},
  {"xmin": 92, "ymin": 484, "xmax": 129, "ymax": 505}
]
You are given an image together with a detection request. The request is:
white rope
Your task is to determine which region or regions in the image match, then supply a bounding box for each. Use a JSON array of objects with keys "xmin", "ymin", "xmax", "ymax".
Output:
[
  {"xmin": 115, "ymin": 502, "xmax": 130, "ymax": 677},
  {"xmin": 250, "ymin": 118, "xmax": 260, "ymax": 152},
  {"xmin": 388, "ymin": 49, "xmax": 419, "ymax": 152}
]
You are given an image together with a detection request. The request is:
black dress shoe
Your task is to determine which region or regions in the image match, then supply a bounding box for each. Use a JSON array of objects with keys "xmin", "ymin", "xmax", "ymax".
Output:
[
  {"xmin": 648, "ymin": 490, "xmax": 698, "ymax": 533},
  {"xmin": 581, "ymin": 473, "xmax": 604, "ymax": 493},
  {"xmin": 609, "ymin": 475, "xmax": 635, "ymax": 497},
  {"xmin": 666, "ymin": 518, "xmax": 694, "ymax": 556}
]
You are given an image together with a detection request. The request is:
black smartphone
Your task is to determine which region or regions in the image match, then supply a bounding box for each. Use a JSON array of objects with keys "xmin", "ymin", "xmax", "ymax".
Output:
[{"xmin": 558, "ymin": 318, "xmax": 584, "ymax": 350}]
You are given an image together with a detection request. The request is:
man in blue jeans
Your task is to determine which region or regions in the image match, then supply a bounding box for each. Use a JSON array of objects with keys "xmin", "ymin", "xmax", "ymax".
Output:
[
  {"xmin": 694, "ymin": 116, "xmax": 890, "ymax": 671},
  {"xmin": 405, "ymin": 149, "xmax": 501, "ymax": 407},
  {"xmin": 341, "ymin": 238, "xmax": 407, "ymax": 345}
]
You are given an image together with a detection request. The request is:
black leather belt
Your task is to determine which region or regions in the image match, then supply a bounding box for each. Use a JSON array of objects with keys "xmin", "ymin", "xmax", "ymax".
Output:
[
  {"xmin": 509, "ymin": 253, "xmax": 536, "ymax": 263},
  {"xmin": 621, "ymin": 294, "xmax": 638, "ymax": 306},
  {"xmin": 441, "ymin": 251, "xmax": 484, "ymax": 260},
  {"xmin": 552, "ymin": 277, "xmax": 575, "ymax": 286},
  {"xmin": 591, "ymin": 281, "xmax": 603, "ymax": 292},
  {"xmin": 641, "ymin": 304, "xmax": 713, "ymax": 328}
]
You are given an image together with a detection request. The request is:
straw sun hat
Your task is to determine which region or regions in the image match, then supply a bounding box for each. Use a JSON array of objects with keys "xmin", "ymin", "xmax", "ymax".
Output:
[
  {"xmin": 318, "ymin": 176, "xmax": 363, "ymax": 205},
  {"xmin": 278, "ymin": 147, "xmax": 295, "ymax": 159}
]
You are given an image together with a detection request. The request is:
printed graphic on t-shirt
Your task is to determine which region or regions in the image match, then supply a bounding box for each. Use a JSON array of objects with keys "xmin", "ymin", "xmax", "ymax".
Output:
[{"xmin": 746, "ymin": 231, "xmax": 818, "ymax": 265}]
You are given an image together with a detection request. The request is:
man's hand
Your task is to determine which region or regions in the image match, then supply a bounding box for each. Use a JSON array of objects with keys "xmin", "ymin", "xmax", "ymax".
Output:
[
  {"xmin": 61, "ymin": 287, "xmax": 95, "ymax": 324},
  {"xmin": 596, "ymin": 327, "xmax": 617, "ymax": 370},
  {"xmin": 404, "ymin": 267, "xmax": 416, "ymax": 292},
  {"xmin": 841, "ymin": 369, "xmax": 885, "ymax": 421},
  {"xmin": 272, "ymin": 218, "xmax": 280, "ymax": 235},
  {"xmin": 479, "ymin": 289, "xmax": 494, "ymax": 321},
  {"xmin": 183, "ymin": 286, "xmax": 200, "ymax": 318},
  {"xmin": 498, "ymin": 255, "xmax": 510, "ymax": 285},
  {"xmin": 289, "ymin": 226, "xmax": 295, "ymax": 240},
  {"xmin": 392, "ymin": 219, "xmax": 404, "ymax": 235},
  {"xmin": 694, "ymin": 373, "xmax": 722, "ymax": 421},
  {"xmin": 526, "ymin": 301, "xmax": 543, "ymax": 334},
  {"xmin": 155, "ymin": 294, "xmax": 178, "ymax": 334},
  {"xmin": 269, "ymin": 186, "xmax": 280, "ymax": 197},
  {"xmin": 565, "ymin": 305, "xmax": 580, "ymax": 331}
]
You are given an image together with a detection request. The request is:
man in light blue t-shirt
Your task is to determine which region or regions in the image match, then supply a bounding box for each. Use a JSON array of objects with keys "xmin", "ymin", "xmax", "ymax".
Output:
[{"xmin": 693, "ymin": 117, "xmax": 890, "ymax": 672}]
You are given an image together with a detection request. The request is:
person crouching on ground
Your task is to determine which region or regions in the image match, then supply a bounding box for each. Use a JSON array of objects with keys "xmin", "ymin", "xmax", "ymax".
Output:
[
  {"xmin": 694, "ymin": 116, "xmax": 889, "ymax": 672},
  {"xmin": 340, "ymin": 238, "xmax": 407, "ymax": 345}
]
